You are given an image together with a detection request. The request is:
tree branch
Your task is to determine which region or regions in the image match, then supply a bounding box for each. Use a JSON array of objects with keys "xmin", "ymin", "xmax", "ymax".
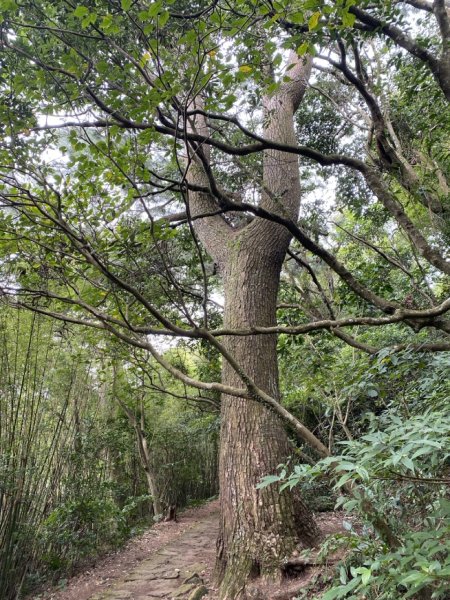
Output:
[
  {"xmin": 210, "ymin": 297, "xmax": 450, "ymax": 337},
  {"xmin": 348, "ymin": 4, "xmax": 449, "ymax": 99}
]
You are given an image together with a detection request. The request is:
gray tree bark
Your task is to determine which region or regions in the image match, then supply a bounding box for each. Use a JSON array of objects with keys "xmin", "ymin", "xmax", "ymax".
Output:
[{"xmin": 185, "ymin": 54, "xmax": 318, "ymax": 599}]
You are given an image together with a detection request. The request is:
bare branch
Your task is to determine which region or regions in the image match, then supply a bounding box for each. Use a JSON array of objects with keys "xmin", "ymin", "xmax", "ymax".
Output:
[{"xmin": 211, "ymin": 297, "xmax": 450, "ymax": 337}]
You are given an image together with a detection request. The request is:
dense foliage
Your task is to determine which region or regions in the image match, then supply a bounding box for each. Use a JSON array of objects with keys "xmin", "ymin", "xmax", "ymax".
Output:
[
  {"xmin": 0, "ymin": 0, "xmax": 448, "ymax": 598},
  {"xmin": 0, "ymin": 309, "xmax": 218, "ymax": 597},
  {"xmin": 262, "ymin": 347, "xmax": 450, "ymax": 599}
]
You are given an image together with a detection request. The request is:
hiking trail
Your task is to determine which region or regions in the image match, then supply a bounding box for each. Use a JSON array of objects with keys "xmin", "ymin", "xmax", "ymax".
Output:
[
  {"xmin": 39, "ymin": 501, "xmax": 220, "ymax": 600},
  {"xmin": 38, "ymin": 501, "xmax": 346, "ymax": 600}
]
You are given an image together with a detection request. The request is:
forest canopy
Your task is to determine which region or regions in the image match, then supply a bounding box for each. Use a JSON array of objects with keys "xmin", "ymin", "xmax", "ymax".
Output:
[{"xmin": 0, "ymin": 1, "xmax": 449, "ymax": 599}]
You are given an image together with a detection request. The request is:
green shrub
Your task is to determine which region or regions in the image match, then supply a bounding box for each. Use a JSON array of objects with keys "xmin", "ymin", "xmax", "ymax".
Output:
[
  {"xmin": 259, "ymin": 409, "xmax": 450, "ymax": 599},
  {"xmin": 40, "ymin": 496, "xmax": 123, "ymax": 572}
]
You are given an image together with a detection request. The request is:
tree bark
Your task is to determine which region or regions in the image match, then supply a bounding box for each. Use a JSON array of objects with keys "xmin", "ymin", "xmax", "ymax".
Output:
[
  {"xmin": 113, "ymin": 380, "xmax": 163, "ymax": 517},
  {"xmin": 185, "ymin": 54, "xmax": 318, "ymax": 599},
  {"xmin": 216, "ymin": 235, "xmax": 318, "ymax": 599}
]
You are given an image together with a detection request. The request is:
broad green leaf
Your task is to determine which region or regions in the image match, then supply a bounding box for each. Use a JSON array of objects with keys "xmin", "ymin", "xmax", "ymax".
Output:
[
  {"xmin": 73, "ymin": 5, "xmax": 89, "ymax": 18},
  {"xmin": 0, "ymin": 0, "xmax": 17, "ymax": 10},
  {"xmin": 359, "ymin": 567, "xmax": 371, "ymax": 585},
  {"xmin": 159, "ymin": 10, "xmax": 169, "ymax": 26},
  {"xmin": 148, "ymin": 1, "xmax": 162, "ymax": 18},
  {"xmin": 297, "ymin": 41, "xmax": 309, "ymax": 56},
  {"xmin": 401, "ymin": 456, "xmax": 415, "ymax": 471},
  {"xmin": 308, "ymin": 11, "xmax": 321, "ymax": 30},
  {"xmin": 289, "ymin": 12, "xmax": 304, "ymax": 24},
  {"xmin": 256, "ymin": 474, "xmax": 281, "ymax": 489},
  {"xmin": 342, "ymin": 11, "xmax": 356, "ymax": 27}
]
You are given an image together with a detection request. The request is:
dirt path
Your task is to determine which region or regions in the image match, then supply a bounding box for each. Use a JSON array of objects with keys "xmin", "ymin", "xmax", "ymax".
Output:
[
  {"xmin": 38, "ymin": 503, "xmax": 348, "ymax": 600},
  {"xmin": 89, "ymin": 511, "xmax": 218, "ymax": 600},
  {"xmin": 39, "ymin": 501, "xmax": 220, "ymax": 600}
]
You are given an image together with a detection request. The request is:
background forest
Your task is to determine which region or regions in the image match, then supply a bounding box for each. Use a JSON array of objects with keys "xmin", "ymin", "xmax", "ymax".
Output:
[
  {"xmin": 0, "ymin": 307, "xmax": 219, "ymax": 597},
  {"xmin": 0, "ymin": 0, "xmax": 449, "ymax": 599}
]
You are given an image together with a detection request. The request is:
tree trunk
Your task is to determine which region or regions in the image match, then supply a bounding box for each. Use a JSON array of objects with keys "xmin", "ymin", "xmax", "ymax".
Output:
[
  {"xmin": 112, "ymin": 378, "xmax": 163, "ymax": 517},
  {"xmin": 139, "ymin": 428, "xmax": 163, "ymax": 517},
  {"xmin": 185, "ymin": 53, "xmax": 317, "ymax": 599},
  {"xmin": 216, "ymin": 234, "xmax": 319, "ymax": 599}
]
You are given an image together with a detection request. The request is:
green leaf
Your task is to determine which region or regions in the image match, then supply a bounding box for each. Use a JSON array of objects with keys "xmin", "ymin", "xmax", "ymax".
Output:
[
  {"xmin": 400, "ymin": 571, "xmax": 428, "ymax": 584},
  {"xmin": 320, "ymin": 588, "xmax": 340, "ymax": 600},
  {"xmin": 308, "ymin": 11, "xmax": 321, "ymax": 30},
  {"xmin": 401, "ymin": 456, "xmax": 415, "ymax": 471},
  {"xmin": 297, "ymin": 41, "xmax": 309, "ymax": 56},
  {"xmin": 147, "ymin": 1, "xmax": 162, "ymax": 18},
  {"xmin": 289, "ymin": 12, "xmax": 304, "ymax": 24},
  {"xmin": 159, "ymin": 10, "xmax": 169, "ymax": 26},
  {"xmin": 256, "ymin": 474, "xmax": 281, "ymax": 489},
  {"xmin": 334, "ymin": 472, "xmax": 352, "ymax": 489},
  {"xmin": 181, "ymin": 29, "xmax": 197, "ymax": 44},
  {"xmin": 73, "ymin": 5, "xmax": 89, "ymax": 18},
  {"xmin": 121, "ymin": 0, "xmax": 132, "ymax": 10},
  {"xmin": 100, "ymin": 14, "xmax": 113, "ymax": 31},
  {"xmin": 82, "ymin": 13, "xmax": 97, "ymax": 28},
  {"xmin": 359, "ymin": 567, "xmax": 371, "ymax": 585},
  {"xmin": 338, "ymin": 462, "xmax": 357, "ymax": 471},
  {"xmin": 342, "ymin": 499, "xmax": 358, "ymax": 511},
  {"xmin": 342, "ymin": 11, "xmax": 356, "ymax": 27},
  {"xmin": 0, "ymin": 0, "xmax": 17, "ymax": 10}
]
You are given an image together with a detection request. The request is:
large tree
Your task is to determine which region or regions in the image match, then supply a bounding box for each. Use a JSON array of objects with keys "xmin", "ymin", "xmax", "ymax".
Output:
[
  {"xmin": 184, "ymin": 58, "xmax": 319, "ymax": 593},
  {"xmin": 0, "ymin": 1, "xmax": 449, "ymax": 597}
]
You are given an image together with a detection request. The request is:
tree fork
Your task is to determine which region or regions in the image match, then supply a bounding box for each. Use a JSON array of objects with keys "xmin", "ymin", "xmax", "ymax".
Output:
[{"xmin": 185, "ymin": 54, "xmax": 319, "ymax": 598}]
